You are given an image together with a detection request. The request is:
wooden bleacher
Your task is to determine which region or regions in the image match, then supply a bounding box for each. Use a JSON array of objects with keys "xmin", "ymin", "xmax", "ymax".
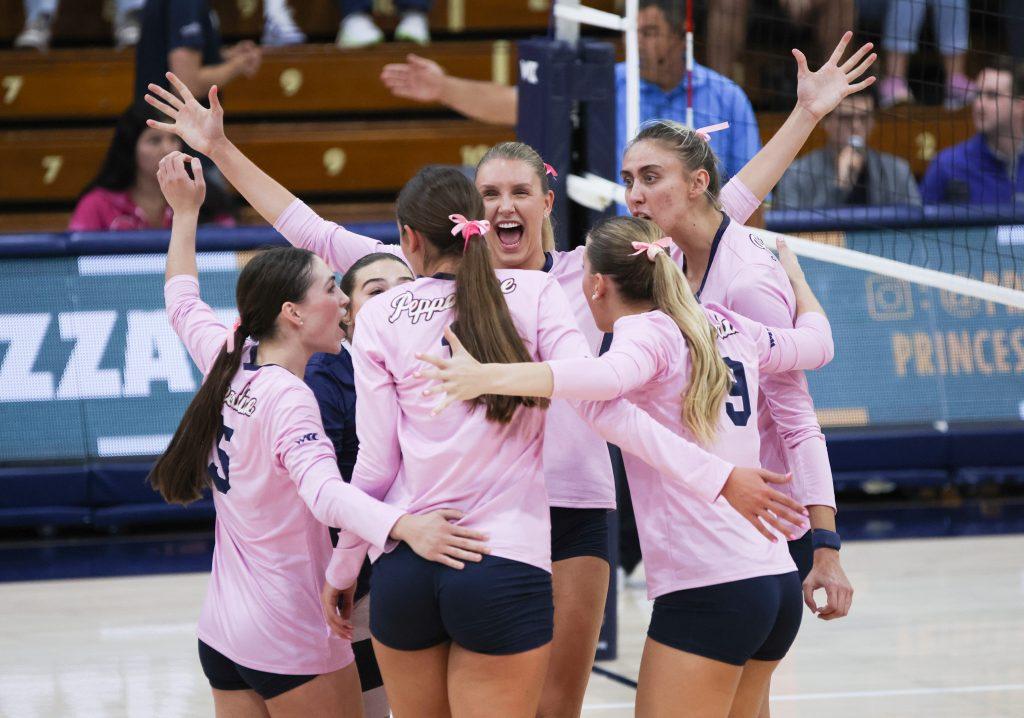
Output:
[
  {"xmin": 0, "ymin": 119, "xmax": 514, "ymax": 202},
  {"xmin": 0, "ymin": 0, "xmax": 617, "ymax": 45},
  {"xmin": 0, "ymin": 41, "xmax": 517, "ymax": 121}
]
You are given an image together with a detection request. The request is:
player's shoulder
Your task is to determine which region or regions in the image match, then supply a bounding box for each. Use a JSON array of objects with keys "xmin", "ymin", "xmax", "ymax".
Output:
[{"xmin": 720, "ymin": 223, "xmax": 780, "ymax": 270}]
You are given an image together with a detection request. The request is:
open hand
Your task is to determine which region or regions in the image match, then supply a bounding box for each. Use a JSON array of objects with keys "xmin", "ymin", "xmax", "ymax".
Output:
[
  {"xmin": 794, "ymin": 31, "xmax": 877, "ymax": 121},
  {"xmin": 719, "ymin": 467, "xmax": 810, "ymax": 542},
  {"xmin": 389, "ymin": 508, "xmax": 491, "ymax": 569},
  {"xmin": 145, "ymin": 72, "xmax": 228, "ymax": 157},
  {"xmin": 156, "ymin": 151, "xmax": 206, "ymax": 214},
  {"xmin": 416, "ymin": 325, "xmax": 487, "ymax": 414},
  {"xmin": 381, "ymin": 53, "xmax": 446, "ymax": 103}
]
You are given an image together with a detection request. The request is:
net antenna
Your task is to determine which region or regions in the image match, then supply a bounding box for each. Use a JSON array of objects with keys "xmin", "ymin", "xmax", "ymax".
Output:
[{"xmin": 552, "ymin": 0, "xmax": 639, "ymax": 213}]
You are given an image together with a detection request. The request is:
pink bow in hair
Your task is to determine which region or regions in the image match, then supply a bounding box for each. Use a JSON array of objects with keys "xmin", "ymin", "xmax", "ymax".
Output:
[
  {"xmin": 449, "ymin": 214, "xmax": 492, "ymax": 251},
  {"xmin": 225, "ymin": 317, "xmax": 242, "ymax": 354},
  {"xmin": 629, "ymin": 237, "xmax": 672, "ymax": 261},
  {"xmin": 694, "ymin": 122, "xmax": 729, "ymax": 142},
  {"xmin": 543, "ymin": 162, "xmax": 558, "ymax": 179}
]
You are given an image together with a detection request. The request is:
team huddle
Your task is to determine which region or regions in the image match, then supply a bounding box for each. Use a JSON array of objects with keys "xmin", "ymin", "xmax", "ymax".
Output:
[{"xmin": 142, "ymin": 30, "xmax": 874, "ymax": 718}]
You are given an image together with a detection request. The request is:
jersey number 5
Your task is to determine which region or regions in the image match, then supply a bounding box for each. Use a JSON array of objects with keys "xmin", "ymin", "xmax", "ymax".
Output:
[
  {"xmin": 207, "ymin": 422, "xmax": 234, "ymax": 494},
  {"xmin": 723, "ymin": 357, "xmax": 751, "ymax": 427}
]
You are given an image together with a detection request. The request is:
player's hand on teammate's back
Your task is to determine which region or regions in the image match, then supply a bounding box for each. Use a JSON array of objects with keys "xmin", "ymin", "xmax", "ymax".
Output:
[
  {"xmin": 144, "ymin": 72, "xmax": 228, "ymax": 157},
  {"xmin": 320, "ymin": 580, "xmax": 355, "ymax": 640},
  {"xmin": 156, "ymin": 151, "xmax": 206, "ymax": 214},
  {"xmin": 794, "ymin": 31, "xmax": 877, "ymax": 122},
  {"xmin": 389, "ymin": 509, "xmax": 491, "ymax": 570},
  {"xmin": 416, "ymin": 326, "xmax": 487, "ymax": 414},
  {"xmin": 719, "ymin": 468, "xmax": 810, "ymax": 543},
  {"xmin": 381, "ymin": 53, "xmax": 446, "ymax": 104},
  {"xmin": 775, "ymin": 238, "xmax": 806, "ymax": 285}
]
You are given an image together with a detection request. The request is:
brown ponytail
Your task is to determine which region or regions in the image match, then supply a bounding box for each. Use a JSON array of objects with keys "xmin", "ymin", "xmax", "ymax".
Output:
[
  {"xmin": 397, "ymin": 165, "xmax": 548, "ymax": 423},
  {"xmin": 149, "ymin": 247, "xmax": 318, "ymax": 504},
  {"xmin": 586, "ymin": 216, "xmax": 730, "ymax": 445}
]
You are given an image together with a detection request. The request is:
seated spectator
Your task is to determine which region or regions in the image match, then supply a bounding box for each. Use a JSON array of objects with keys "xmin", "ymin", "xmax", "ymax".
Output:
[
  {"xmin": 134, "ymin": 0, "xmax": 262, "ymax": 104},
  {"xmin": 381, "ymin": 0, "xmax": 761, "ymax": 183},
  {"xmin": 261, "ymin": 0, "xmax": 306, "ymax": 47},
  {"xmin": 69, "ymin": 107, "xmax": 234, "ymax": 232},
  {"xmin": 706, "ymin": 0, "xmax": 854, "ymax": 83},
  {"xmin": 337, "ymin": 0, "xmax": 431, "ymax": 48},
  {"xmin": 774, "ymin": 91, "xmax": 921, "ymax": 209},
  {"xmin": 879, "ymin": 0, "xmax": 974, "ymax": 110},
  {"xmin": 15, "ymin": 0, "xmax": 143, "ymax": 51},
  {"xmin": 920, "ymin": 60, "xmax": 1024, "ymax": 206}
]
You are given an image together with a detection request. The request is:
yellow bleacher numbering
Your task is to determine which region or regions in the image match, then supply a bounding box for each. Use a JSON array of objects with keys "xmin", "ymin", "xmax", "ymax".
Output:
[
  {"xmin": 322, "ymin": 148, "xmax": 347, "ymax": 177},
  {"xmin": 460, "ymin": 145, "xmax": 489, "ymax": 167},
  {"xmin": 492, "ymin": 41, "xmax": 511, "ymax": 85},
  {"xmin": 915, "ymin": 131, "xmax": 937, "ymax": 162},
  {"xmin": 2, "ymin": 76, "xmax": 24, "ymax": 105},
  {"xmin": 41, "ymin": 155, "xmax": 63, "ymax": 185},
  {"xmin": 279, "ymin": 69, "xmax": 303, "ymax": 98},
  {"xmin": 448, "ymin": 0, "xmax": 466, "ymax": 32},
  {"xmin": 236, "ymin": 0, "xmax": 258, "ymax": 19}
]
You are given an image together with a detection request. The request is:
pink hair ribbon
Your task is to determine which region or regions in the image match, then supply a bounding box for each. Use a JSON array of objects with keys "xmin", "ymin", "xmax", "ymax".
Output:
[
  {"xmin": 225, "ymin": 317, "xmax": 242, "ymax": 354},
  {"xmin": 543, "ymin": 162, "xmax": 558, "ymax": 179},
  {"xmin": 694, "ymin": 121, "xmax": 729, "ymax": 142},
  {"xmin": 629, "ymin": 237, "xmax": 672, "ymax": 261},
  {"xmin": 449, "ymin": 214, "xmax": 492, "ymax": 251}
]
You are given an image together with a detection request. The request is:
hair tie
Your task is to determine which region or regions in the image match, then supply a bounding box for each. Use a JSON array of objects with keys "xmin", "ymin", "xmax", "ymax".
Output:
[
  {"xmin": 449, "ymin": 214, "xmax": 492, "ymax": 251},
  {"xmin": 694, "ymin": 122, "xmax": 729, "ymax": 142},
  {"xmin": 543, "ymin": 162, "xmax": 558, "ymax": 179},
  {"xmin": 225, "ymin": 318, "xmax": 244, "ymax": 354},
  {"xmin": 628, "ymin": 237, "xmax": 672, "ymax": 262}
]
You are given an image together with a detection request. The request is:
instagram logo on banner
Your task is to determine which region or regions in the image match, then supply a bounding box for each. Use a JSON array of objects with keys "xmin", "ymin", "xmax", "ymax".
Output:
[{"xmin": 866, "ymin": 276, "xmax": 914, "ymax": 321}]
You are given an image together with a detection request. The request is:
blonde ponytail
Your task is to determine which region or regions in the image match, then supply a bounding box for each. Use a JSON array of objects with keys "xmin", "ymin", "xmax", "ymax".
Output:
[
  {"xmin": 650, "ymin": 252, "xmax": 731, "ymax": 446},
  {"xmin": 586, "ymin": 216, "xmax": 731, "ymax": 446}
]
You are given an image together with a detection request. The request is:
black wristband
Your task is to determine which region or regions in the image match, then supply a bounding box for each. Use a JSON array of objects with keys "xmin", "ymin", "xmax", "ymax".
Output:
[{"xmin": 811, "ymin": 528, "xmax": 841, "ymax": 552}]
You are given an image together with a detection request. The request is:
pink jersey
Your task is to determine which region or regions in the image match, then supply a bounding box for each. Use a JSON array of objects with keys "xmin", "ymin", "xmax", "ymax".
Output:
[
  {"xmin": 546, "ymin": 306, "xmax": 833, "ymax": 597},
  {"xmin": 272, "ymin": 181, "xmax": 781, "ymax": 512},
  {"xmin": 165, "ymin": 275, "xmax": 405, "ymax": 675},
  {"xmin": 325, "ymin": 270, "xmax": 735, "ymax": 589},
  {"xmin": 669, "ymin": 183, "xmax": 837, "ymax": 513}
]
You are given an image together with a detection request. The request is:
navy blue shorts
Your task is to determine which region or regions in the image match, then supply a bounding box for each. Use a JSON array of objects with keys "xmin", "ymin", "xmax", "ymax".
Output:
[
  {"xmin": 198, "ymin": 640, "xmax": 316, "ymax": 700},
  {"xmin": 369, "ymin": 543, "xmax": 554, "ymax": 655},
  {"xmin": 788, "ymin": 531, "xmax": 814, "ymax": 581},
  {"xmin": 647, "ymin": 572, "xmax": 803, "ymax": 666},
  {"xmin": 550, "ymin": 507, "xmax": 611, "ymax": 564}
]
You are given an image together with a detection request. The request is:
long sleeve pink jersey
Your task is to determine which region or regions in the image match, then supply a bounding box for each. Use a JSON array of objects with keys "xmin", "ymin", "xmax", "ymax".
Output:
[
  {"xmin": 546, "ymin": 306, "xmax": 832, "ymax": 598},
  {"xmin": 325, "ymin": 270, "xmax": 735, "ymax": 589},
  {"xmin": 164, "ymin": 275, "xmax": 405, "ymax": 675},
  {"xmin": 669, "ymin": 182, "xmax": 837, "ymax": 512},
  {"xmin": 271, "ymin": 180, "xmax": 807, "ymax": 514}
]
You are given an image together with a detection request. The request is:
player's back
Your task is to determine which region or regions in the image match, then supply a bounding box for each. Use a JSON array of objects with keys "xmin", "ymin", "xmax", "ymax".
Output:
[
  {"xmin": 351, "ymin": 269, "xmax": 585, "ymax": 572},
  {"xmin": 612, "ymin": 308, "xmax": 795, "ymax": 599}
]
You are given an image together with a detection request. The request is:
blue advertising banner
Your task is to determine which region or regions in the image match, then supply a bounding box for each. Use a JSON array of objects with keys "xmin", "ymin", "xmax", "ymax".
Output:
[{"xmin": 0, "ymin": 226, "xmax": 1021, "ymax": 464}]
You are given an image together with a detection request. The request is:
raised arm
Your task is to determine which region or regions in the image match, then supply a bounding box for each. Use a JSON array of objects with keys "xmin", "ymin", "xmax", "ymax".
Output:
[
  {"xmin": 734, "ymin": 31, "xmax": 876, "ymax": 203},
  {"xmin": 380, "ymin": 54, "xmax": 517, "ymax": 126},
  {"xmin": 145, "ymin": 73, "xmax": 295, "ymax": 226},
  {"xmin": 158, "ymin": 151, "xmax": 229, "ymax": 373}
]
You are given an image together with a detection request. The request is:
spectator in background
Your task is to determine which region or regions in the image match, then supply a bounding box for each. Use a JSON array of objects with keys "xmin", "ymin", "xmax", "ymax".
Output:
[
  {"xmin": 337, "ymin": 1, "xmax": 432, "ymax": 48},
  {"xmin": 70, "ymin": 107, "xmax": 235, "ymax": 232},
  {"xmin": 774, "ymin": 91, "xmax": 921, "ymax": 209},
  {"xmin": 380, "ymin": 0, "xmax": 761, "ymax": 183},
  {"xmin": 14, "ymin": 0, "xmax": 143, "ymax": 51},
  {"xmin": 134, "ymin": 0, "xmax": 262, "ymax": 105},
  {"xmin": 706, "ymin": 0, "xmax": 855, "ymax": 82},
  {"xmin": 261, "ymin": 0, "xmax": 307, "ymax": 47},
  {"xmin": 920, "ymin": 60, "xmax": 1024, "ymax": 206},
  {"xmin": 878, "ymin": 0, "xmax": 974, "ymax": 110}
]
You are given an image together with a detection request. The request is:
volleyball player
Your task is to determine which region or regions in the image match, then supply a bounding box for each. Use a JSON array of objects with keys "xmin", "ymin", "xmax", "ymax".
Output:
[
  {"xmin": 143, "ymin": 68, "xmax": 825, "ymax": 715},
  {"xmin": 316, "ymin": 164, "xmax": 812, "ymax": 717},
  {"xmin": 415, "ymin": 217, "xmax": 833, "ymax": 717},
  {"xmin": 151, "ymin": 150, "xmax": 489, "ymax": 715},
  {"xmin": 306, "ymin": 253, "xmax": 415, "ymax": 718},
  {"xmin": 621, "ymin": 116, "xmax": 861, "ymax": 716}
]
